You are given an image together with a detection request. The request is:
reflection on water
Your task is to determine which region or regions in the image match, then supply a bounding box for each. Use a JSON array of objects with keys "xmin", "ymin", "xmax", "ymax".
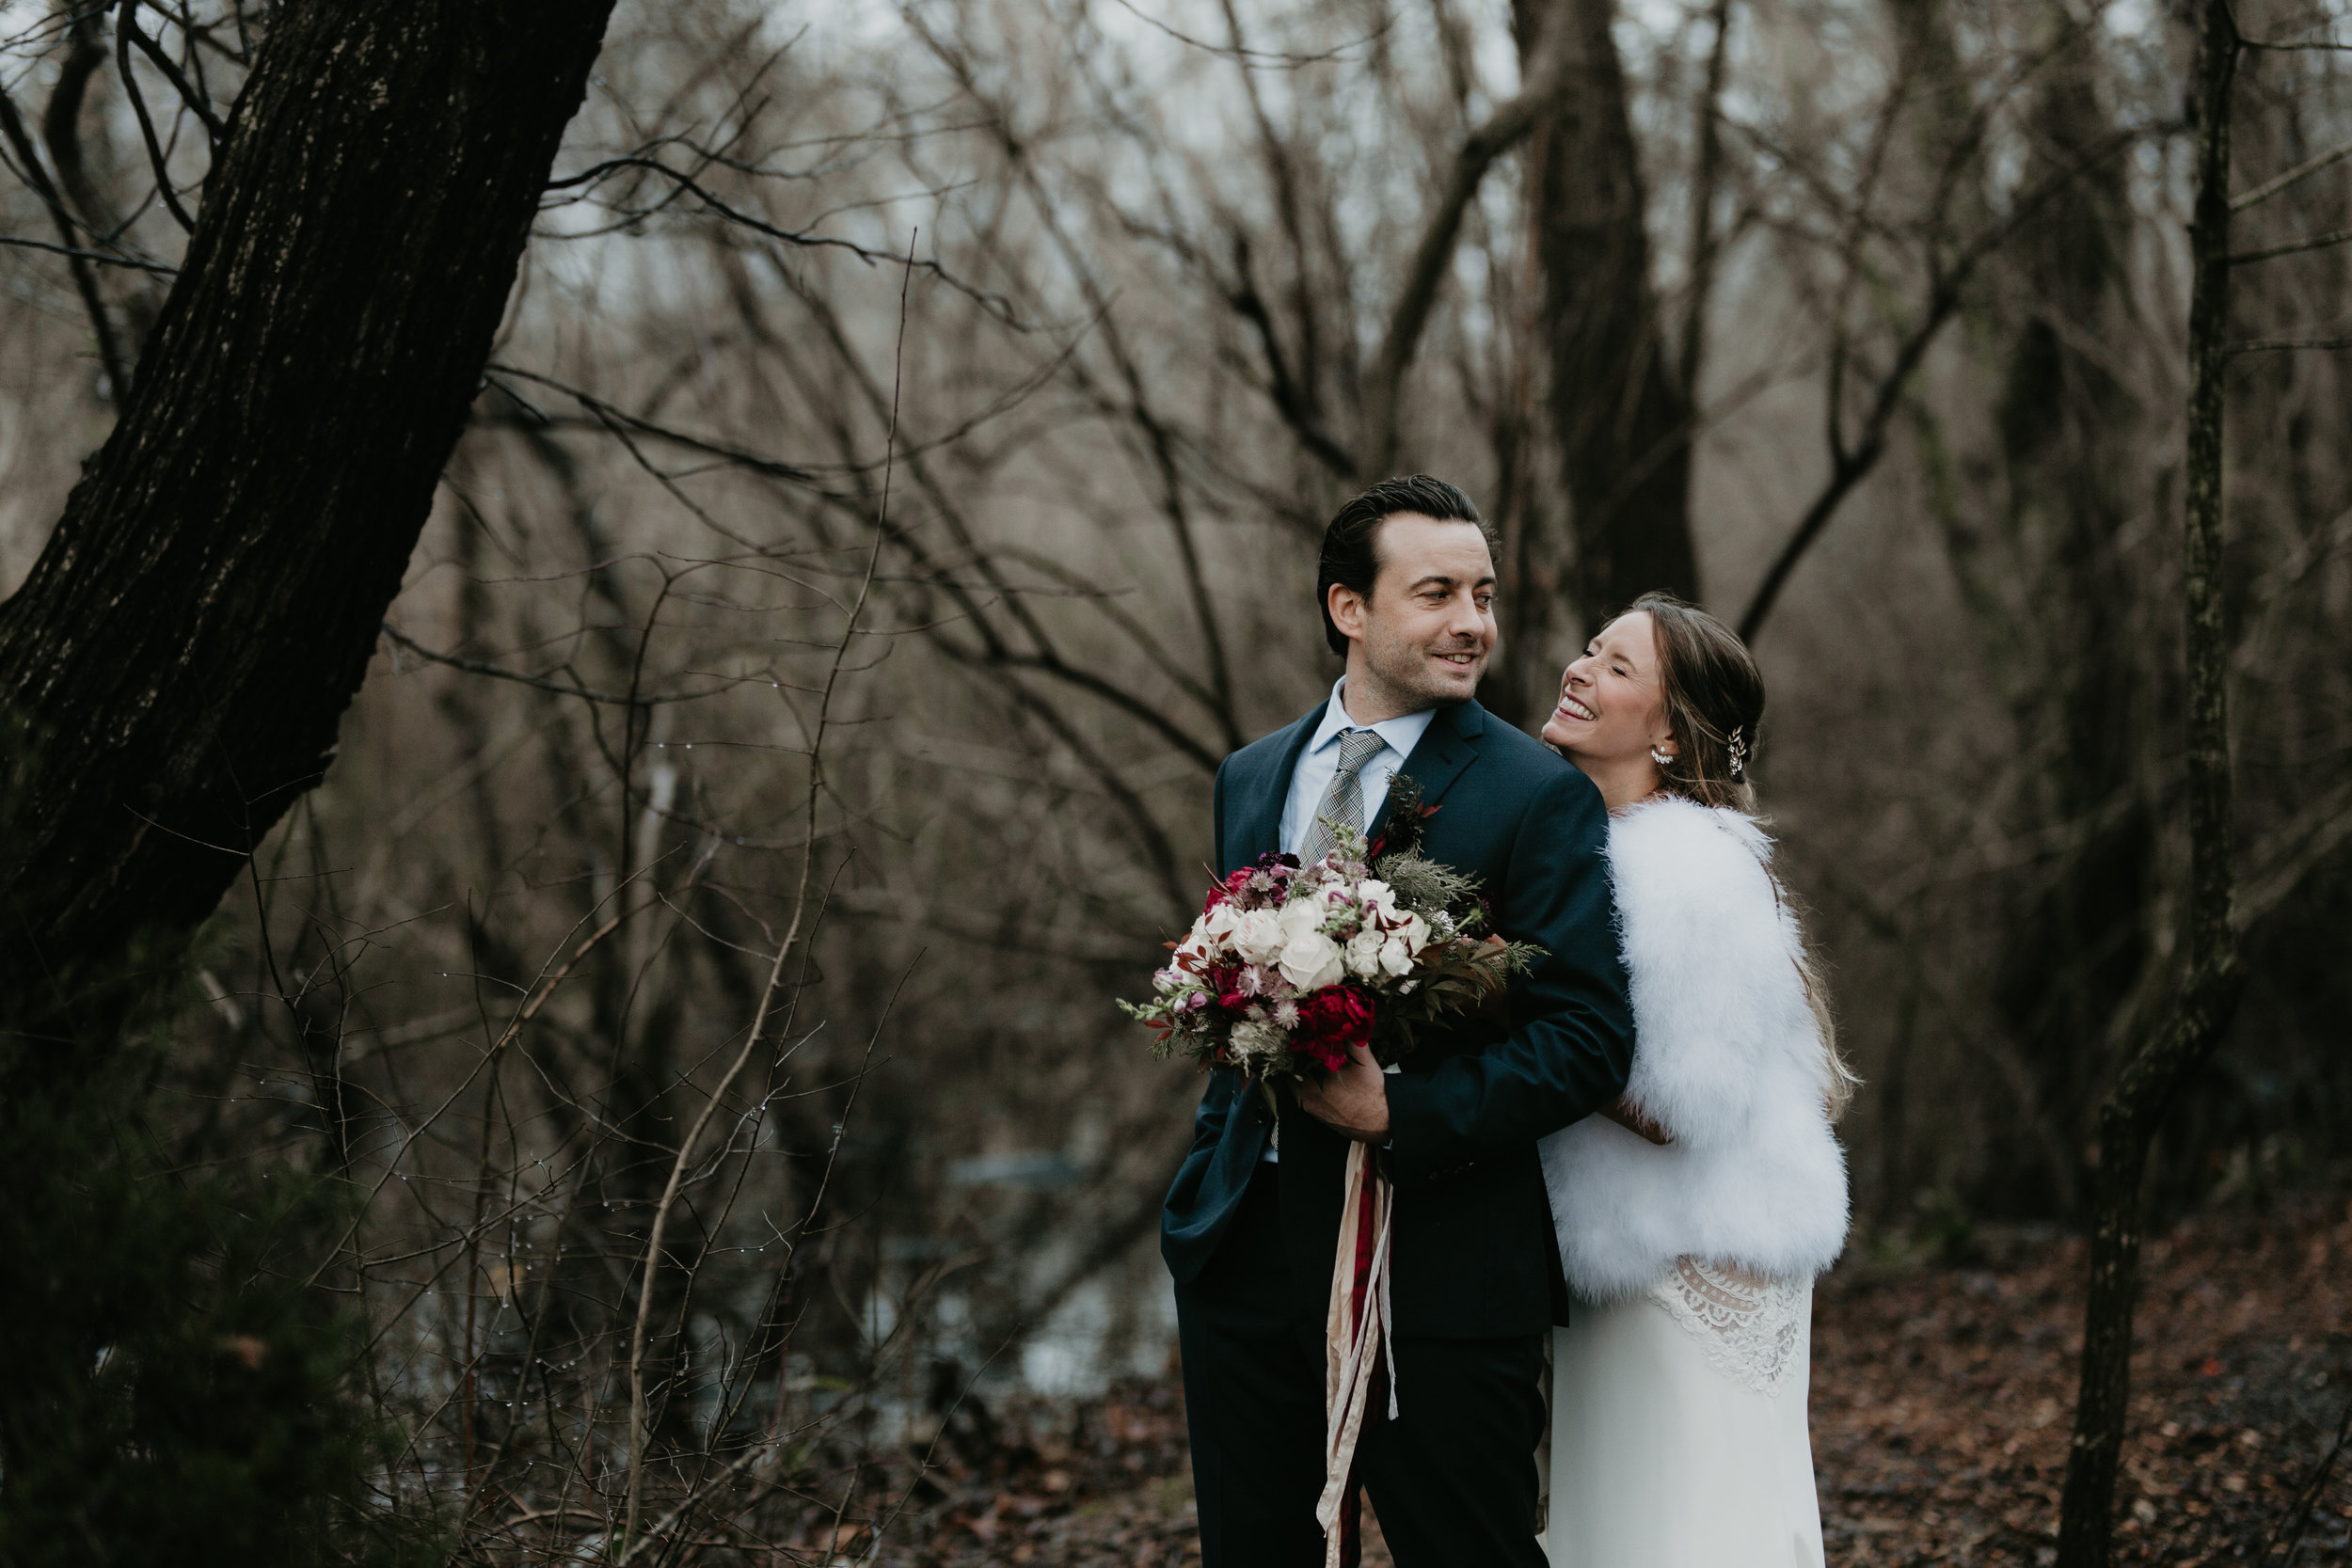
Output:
[{"xmin": 1016, "ymin": 1274, "xmax": 1179, "ymax": 1396}]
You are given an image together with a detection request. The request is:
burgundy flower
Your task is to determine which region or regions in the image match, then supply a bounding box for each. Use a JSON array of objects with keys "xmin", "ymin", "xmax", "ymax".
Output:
[{"xmin": 1289, "ymin": 985, "xmax": 1373, "ymax": 1073}]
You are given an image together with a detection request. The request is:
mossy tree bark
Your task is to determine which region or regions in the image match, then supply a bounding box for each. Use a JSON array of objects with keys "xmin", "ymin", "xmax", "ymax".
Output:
[{"xmin": 0, "ymin": 0, "xmax": 616, "ymax": 1037}]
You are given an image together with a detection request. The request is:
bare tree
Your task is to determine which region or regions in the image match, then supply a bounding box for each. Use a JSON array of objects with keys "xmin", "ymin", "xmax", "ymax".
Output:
[
  {"xmin": 1520, "ymin": 0, "xmax": 1702, "ymax": 636},
  {"xmin": 0, "ymin": 0, "xmax": 617, "ymax": 1034},
  {"xmin": 2057, "ymin": 0, "xmax": 2248, "ymax": 1556}
]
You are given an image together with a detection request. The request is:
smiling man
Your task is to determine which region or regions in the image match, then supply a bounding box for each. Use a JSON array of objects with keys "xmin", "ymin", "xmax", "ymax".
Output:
[{"xmin": 1161, "ymin": 476, "xmax": 1637, "ymax": 1568}]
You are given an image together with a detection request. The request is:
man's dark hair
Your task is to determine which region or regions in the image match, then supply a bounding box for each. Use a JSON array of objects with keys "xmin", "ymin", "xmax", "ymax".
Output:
[{"xmin": 1315, "ymin": 475, "xmax": 1494, "ymax": 657}]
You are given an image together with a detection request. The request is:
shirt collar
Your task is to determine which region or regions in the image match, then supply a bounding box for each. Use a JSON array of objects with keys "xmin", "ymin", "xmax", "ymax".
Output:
[{"xmin": 1306, "ymin": 677, "xmax": 1440, "ymax": 759}]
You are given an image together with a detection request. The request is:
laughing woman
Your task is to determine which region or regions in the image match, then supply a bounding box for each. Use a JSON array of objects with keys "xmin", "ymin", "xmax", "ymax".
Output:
[{"xmin": 1536, "ymin": 593, "xmax": 1854, "ymax": 1568}]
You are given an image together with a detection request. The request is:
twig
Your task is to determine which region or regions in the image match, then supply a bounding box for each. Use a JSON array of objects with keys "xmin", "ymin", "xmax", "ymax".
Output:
[
  {"xmin": 2229, "ymin": 337, "xmax": 2352, "ymax": 354},
  {"xmin": 117, "ymin": 0, "xmax": 196, "ymax": 231},
  {"xmin": 0, "ymin": 231, "xmax": 178, "ymax": 273},
  {"xmin": 120, "ymin": 0, "xmax": 225, "ymax": 145},
  {"xmin": 1738, "ymin": 123, "xmax": 2157, "ymax": 642},
  {"xmin": 2230, "ymin": 226, "xmax": 2352, "ymax": 264},
  {"xmin": 2231, "ymin": 138, "xmax": 2352, "ymax": 212},
  {"xmin": 301, "ymin": 895, "xmax": 651, "ymax": 1290},
  {"xmin": 1104, "ymin": 0, "xmax": 1385, "ymax": 66},
  {"xmin": 0, "ymin": 81, "xmax": 132, "ymax": 394},
  {"xmin": 616, "ymin": 235, "xmax": 913, "ymax": 1559},
  {"xmin": 378, "ymin": 622, "xmax": 723, "ymax": 706},
  {"xmin": 1359, "ymin": 0, "xmax": 1579, "ymax": 475},
  {"xmin": 2259, "ymin": 1392, "xmax": 2352, "ymax": 1564},
  {"xmin": 542, "ymin": 157, "xmax": 1025, "ymax": 325}
]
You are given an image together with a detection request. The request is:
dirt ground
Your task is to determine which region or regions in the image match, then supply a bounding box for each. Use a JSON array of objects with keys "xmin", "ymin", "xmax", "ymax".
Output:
[{"xmin": 867, "ymin": 1190, "xmax": 2352, "ymax": 1566}]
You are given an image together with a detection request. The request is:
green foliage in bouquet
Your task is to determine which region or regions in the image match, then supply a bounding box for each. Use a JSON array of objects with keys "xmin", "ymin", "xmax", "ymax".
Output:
[
  {"xmin": 1120, "ymin": 774, "xmax": 1544, "ymax": 1080},
  {"xmin": 1359, "ymin": 778, "xmax": 1544, "ymax": 1065}
]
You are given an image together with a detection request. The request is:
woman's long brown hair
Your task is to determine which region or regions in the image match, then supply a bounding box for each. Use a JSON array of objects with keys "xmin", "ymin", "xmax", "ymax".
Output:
[{"xmin": 1613, "ymin": 592, "xmax": 1863, "ymax": 1121}]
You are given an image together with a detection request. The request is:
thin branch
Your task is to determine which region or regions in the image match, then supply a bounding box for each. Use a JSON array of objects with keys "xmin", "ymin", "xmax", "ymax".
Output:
[
  {"xmin": 2231, "ymin": 137, "xmax": 2352, "ymax": 211},
  {"xmin": 2258, "ymin": 1392, "xmax": 2352, "ymax": 1566},
  {"xmin": 1105, "ymin": 0, "xmax": 1384, "ymax": 65},
  {"xmin": 1360, "ymin": 3, "xmax": 1577, "ymax": 475},
  {"xmin": 618, "ymin": 237, "xmax": 911, "ymax": 1560},
  {"xmin": 1738, "ymin": 124, "xmax": 2155, "ymax": 642},
  {"xmin": 485, "ymin": 364, "xmax": 823, "ymax": 487},
  {"xmin": 0, "ymin": 230, "xmax": 176, "ymax": 273},
  {"xmin": 116, "ymin": 0, "xmax": 195, "ymax": 231},
  {"xmin": 378, "ymin": 622, "xmax": 722, "ymax": 706},
  {"xmin": 121, "ymin": 0, "xmax": 225, "ymax": 145},
  {"xmin": 2229, "ymin": 337, "xmax": 2352, "ymax": 354},
  {"xmin": 541, "ymin": 156, "xmax": 1025, "ymax": 325},
  {"xmin": 2228, "ymin": 225, "xmax": 2352, "ymax": 263},
  {"xmin": 0, "ymin": 80, "xmax": 132, "ymax": 394}
]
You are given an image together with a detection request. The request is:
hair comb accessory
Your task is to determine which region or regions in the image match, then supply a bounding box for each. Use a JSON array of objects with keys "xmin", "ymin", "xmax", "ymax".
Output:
[{"xmin": 1727, "ymin": 724, "xmax": 1748, "ymax": 779}]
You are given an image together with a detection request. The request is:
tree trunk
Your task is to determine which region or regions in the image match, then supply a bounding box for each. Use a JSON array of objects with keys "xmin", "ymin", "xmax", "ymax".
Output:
[
  {"xmin": 2054, "ymin": 2, "xmax": 2247, "ymax": 1560},
  {"xmin": 1519, "ymin": 0, "xmax": 1700, "ymax": 630},
  {"xmin": 1980, "ymin": 16, "xmax": 2155, "ymax": 1222},
  {"xmin": 0, "ymin": 0, "xmax": 616, "ymax": 1033}
]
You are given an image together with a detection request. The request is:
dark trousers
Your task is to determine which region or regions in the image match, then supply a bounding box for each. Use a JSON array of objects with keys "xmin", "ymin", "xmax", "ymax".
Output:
[{"xmin": 1175, "ymin": 1165, "xmax": 1549, "ymax": 1568}]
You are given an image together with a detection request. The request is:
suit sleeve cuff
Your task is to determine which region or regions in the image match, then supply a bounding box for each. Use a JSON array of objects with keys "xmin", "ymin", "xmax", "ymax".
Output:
[{"xmin": 1382, "ymin": 1073, "xmax": 1458, "ymax": 1190}]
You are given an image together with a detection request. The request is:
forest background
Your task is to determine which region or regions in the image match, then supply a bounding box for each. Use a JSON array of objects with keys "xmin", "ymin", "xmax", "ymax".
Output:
[{"xmin": 0, "ymin": 0, "xmax": 2347, "ymax": 1561}]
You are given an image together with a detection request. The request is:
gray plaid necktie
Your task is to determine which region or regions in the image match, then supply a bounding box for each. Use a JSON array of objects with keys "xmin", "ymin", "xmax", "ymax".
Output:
[{"xmin": 1300, "ymin": 728, "xmax": 1387, "ymax": 865}]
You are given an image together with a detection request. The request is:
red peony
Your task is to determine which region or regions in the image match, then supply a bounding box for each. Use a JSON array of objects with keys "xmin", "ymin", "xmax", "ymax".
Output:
[{"xmin": 1289, "ymin": 985, "xmax": 1374, "ymax": 1072}]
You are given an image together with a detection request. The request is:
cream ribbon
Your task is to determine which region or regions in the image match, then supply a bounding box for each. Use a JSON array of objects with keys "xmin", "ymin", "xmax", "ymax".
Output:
[{"xmin": 1314, "ymin": 1140, "xmax": 1397, "ymax": 1567}]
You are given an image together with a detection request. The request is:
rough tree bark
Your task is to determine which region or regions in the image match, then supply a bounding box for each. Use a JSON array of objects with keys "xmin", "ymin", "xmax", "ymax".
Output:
[
  {"xmin": 1519, "ymin": 0, "xmax": 1701, "ymax": 629},
  {"xmin": 2054, "ymin": 0, "xmax": 2247, "ymax": 1559},
  {"xmin": 0, "ymin": 1, "xmax": 617, "ymax": 1035}
]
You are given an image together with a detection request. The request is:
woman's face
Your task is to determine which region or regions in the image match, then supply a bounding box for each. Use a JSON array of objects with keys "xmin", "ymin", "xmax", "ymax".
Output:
[{"xmin": 1541, "ymin": 610, "xmax": 1676, "ymax": 769}]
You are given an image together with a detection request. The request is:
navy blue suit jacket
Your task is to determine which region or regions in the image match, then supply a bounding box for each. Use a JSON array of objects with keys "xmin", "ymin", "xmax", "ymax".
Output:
[{"xmin": 1159, "ymin": 697, "xmax": 1636, "ymax": 1338}]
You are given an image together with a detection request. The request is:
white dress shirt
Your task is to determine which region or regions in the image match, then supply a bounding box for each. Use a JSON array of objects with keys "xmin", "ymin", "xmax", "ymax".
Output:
[
  {"xmin": 1262, "ymin": 681, "xmax": 1434, "ymax": 1162},
  {"xmin": 1277, "ymin": 678, "xmax": 1439, "ymax": 857}
]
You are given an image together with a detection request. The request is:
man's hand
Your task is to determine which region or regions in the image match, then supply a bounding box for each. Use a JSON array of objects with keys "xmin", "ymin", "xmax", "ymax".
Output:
[{"xmin": 1295, "ymin": 1041, "xmax": 1391, "ymax": 1143}]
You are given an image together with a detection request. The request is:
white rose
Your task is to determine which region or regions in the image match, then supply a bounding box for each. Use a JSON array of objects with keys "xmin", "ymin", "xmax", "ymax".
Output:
[
  {"xmin": 1232, "ymin": 909, "xmax": 1288, "ymax": 964},
  {"xmin": 1278, "ymin": 928, "xmax": 1347, "ymax": 991},
  {"xmin": 1396, "ymin": 911, "xmax": 1432, "ymax": 956},
  {"xmin": 1276, "ymin": 899, "xmax": 1327, "ymax": 944},
  {"xmin": 1200, "ymin": 901, "xmax": 1247, "ymax": 951},
  {"xmin": 1377, "ymin": 936, "xmax": 1416, "ymax": 977},
  {"xmin": 1356, "ymin": 879, "xmax": 1399, "ymax": 915},
  {"xmin": 1344, "ymin": 928, "xmax": 1386, "ymax": 979}
]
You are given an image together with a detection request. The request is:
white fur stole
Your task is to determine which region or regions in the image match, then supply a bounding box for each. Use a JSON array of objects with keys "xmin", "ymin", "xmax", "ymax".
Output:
[{"xmin": 1538, "ymin": 797, "xmax": 1851, "ymax": 1300}]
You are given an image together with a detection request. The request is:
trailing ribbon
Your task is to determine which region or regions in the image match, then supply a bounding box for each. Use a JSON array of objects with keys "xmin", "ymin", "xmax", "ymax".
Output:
[{"xmin": 1314, "ymin": 1140, "xmax": 1397, "ymax": 1568}]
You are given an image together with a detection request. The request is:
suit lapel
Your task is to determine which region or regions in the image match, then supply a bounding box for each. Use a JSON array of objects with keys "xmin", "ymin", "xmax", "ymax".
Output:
[
  {"xmin": 1368, "ymin": 699, "xmax": 1486, "ymax": 845},
  {"xmin": 1230, "ymin": 700, "xmax": 1327, "ymax": 869}
]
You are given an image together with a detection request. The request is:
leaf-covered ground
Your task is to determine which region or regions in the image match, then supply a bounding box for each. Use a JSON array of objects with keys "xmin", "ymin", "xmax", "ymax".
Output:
[{"xmin": 870, "ymin": 1191, "xmax": 2352, "ymax": 1565}]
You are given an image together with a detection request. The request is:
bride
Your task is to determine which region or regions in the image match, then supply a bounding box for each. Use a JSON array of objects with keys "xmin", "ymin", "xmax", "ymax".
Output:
[{"xmin": 1535, "ymin": 593, "xmax": 1854, "ymax": 1568}]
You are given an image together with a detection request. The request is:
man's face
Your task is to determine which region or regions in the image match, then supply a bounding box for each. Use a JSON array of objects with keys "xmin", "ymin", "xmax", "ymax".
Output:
[{"xmin": 1328, "ymin": 515, "xmax": 1498, "ymax": 717}]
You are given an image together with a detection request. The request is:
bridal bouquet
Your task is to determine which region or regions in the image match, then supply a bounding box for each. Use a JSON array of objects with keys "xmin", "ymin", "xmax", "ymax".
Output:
[{"xmin": 1120, "ymin": 784, "xmax": 1542, "ymax": 1085}]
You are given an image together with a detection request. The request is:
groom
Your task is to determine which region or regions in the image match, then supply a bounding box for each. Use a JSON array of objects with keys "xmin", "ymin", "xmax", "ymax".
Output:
[{"xmin": 1162, "ymin": 476, "xmax": 1635, "ymax": 1566}]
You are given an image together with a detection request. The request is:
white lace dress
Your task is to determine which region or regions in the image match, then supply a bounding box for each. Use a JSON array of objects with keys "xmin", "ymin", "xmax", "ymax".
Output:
[
  {"xmin": 1540, "ymin": 1259, "xmax": 1824, "ymax": 1568},
  {"xmin": 1535, "ymin": 799, "xmax": 1847, "ymax": 1568}
]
